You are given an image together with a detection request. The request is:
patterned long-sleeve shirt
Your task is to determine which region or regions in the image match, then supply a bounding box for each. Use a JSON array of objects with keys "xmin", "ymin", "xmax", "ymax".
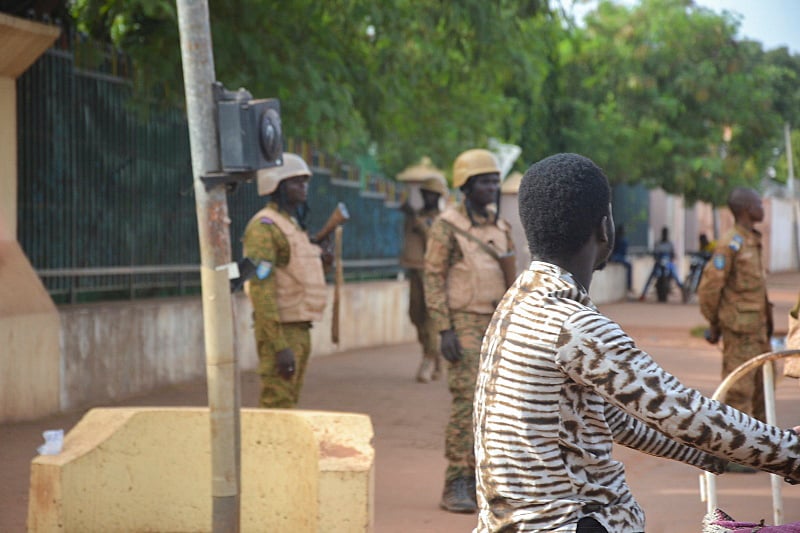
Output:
[
  {"xmin": 474, "ymin": 261, "xmax": 800, "ymax": 533},
  {"xmin": 242, "ymin": 203, "xmax": 293, "ymax": 353}
]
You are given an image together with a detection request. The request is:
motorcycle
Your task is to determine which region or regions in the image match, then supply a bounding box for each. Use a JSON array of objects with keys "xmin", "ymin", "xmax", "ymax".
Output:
[
  {"xmin": 641, "ymin": 253, "xmax": 676, "ymax": 303},
  {"xmin": 682, "ymin": 251, "xmax": 711, "ymax": 303},
  {"xmin": 652, "ymin": 253, "xmax": 673, "ymax": 303}
]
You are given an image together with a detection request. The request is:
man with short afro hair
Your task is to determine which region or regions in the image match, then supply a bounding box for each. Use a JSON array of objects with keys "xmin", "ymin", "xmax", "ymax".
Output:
[
  {"xmin": 518, "ymin": 153, "xmax": 612, "ymax": 261},
  {"xmin": 474, "ymin": 153, "xmax": 800, "ymax": 532}
]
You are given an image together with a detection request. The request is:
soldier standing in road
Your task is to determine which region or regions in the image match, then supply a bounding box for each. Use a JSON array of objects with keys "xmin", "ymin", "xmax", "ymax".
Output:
[
  {"xmin": 400, "ymin": 175, "xmax": 447, "ymax": 383},
  {"xmin": 242, "ymin": 153, "xmax": 329, "ymax": 408},
  {"xmin": 697, "ymin": 188, "xmax": 772, "ymax": 433},
  {"xmin": 424, "ymin": 148, "xmax": 515, "ymax": 513}
]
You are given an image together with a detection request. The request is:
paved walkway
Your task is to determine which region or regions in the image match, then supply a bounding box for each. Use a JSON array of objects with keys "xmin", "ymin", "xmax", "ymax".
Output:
[{"xmin": 3, "ymin": 272, "xmax": 800, "ymax": 532}]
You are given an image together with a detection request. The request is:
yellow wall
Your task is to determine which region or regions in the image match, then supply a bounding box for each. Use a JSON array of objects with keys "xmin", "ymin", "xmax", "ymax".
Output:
[
  {"xmin": 28, "ymin": 408, "xmax": 374, "ymax": 533},
  {"xmin": 0, "ymin": 14, "xmax": 63, "ymax": 423},
  {"xmin": 0, "ymin": 241, "xmax": 61, "ymax": 421},
  {"xmin": 0, "ymin": 76, "xmax": 15, "ymax": 239}
]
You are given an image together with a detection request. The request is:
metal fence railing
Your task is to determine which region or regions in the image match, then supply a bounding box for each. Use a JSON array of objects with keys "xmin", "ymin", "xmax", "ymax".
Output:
[{"xmin": 17, "ymin": 27, "xmax": 406, "ymax": 304}]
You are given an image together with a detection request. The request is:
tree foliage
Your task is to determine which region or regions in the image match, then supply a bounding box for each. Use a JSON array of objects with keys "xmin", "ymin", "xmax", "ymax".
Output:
[
  {"xmin": 70, "ymin": 0, "xmax": 550, "ymax": 178},
  {"xmin": 68, "ymin": 0, "xmax": 800, "ymax": 203},
  {"xmin": 557, "ymin": 0, "xmax": 789, "ymax": 204}
]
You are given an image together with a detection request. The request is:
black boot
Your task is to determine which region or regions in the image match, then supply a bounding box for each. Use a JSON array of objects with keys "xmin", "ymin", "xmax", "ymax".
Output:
[
  {"xmin": 439, "ymin": 476, "xmax": 477, "ymax": 513},
  {"xmin": 465, "ymin": 475, "xmax": 477, "ymax": 507}
]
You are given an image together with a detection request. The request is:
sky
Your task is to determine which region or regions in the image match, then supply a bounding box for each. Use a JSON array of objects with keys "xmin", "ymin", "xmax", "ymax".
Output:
[
  {"xmin": 567, "ymin": 0, "xmax": 800, "ymax": 54},
  {"xmin": 695, "ymin": 0, "xmax": 800, "ymax": 54}
]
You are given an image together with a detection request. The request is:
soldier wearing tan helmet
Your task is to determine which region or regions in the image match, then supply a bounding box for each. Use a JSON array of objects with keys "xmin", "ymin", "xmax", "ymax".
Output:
[
  {"xmin": 399, "ymin": 172, "xmax": 448, "ymax": 383},
  {"xmin": 242, "ymin": 153, "xmax": 330, "ymax": 408},
  {"xmin": 424, "ymin": 148, "xmax": 515, "ymax": 513}
]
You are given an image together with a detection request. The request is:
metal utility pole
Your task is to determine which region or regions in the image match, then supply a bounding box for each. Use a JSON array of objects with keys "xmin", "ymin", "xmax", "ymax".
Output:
[
  {"xmin": 176, "ymin": 1, "xmax": 241, "ymax": 531},
  {"xmin": 786, "ymin": 122, "xmax": 795, "ymax": 197},
  {"xmin": 786, "ymin": 122, "xmax": 800, "ymax": 269}
]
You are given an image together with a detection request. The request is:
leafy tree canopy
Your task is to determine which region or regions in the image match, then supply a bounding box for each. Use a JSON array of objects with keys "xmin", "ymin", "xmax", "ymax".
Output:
[{"xmin": 68, "ymin": 0, "xmax": 800, "ymax": 203}]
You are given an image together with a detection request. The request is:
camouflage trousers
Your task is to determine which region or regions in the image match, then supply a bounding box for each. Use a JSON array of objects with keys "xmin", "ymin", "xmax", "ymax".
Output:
[
  {"xmin": 445, "ymin": 310, "xmax": 492, "ymax": 481},
  {"xmin": 256, "ymin": 322, "xmax": 312, "ymax": 408},
  {"xmin": 721, "ymin": 327, "xmax": 771, "ymax": 422},
  {"xmin": 407, "ymin": 269, "xmax": 441, "ymax": 361}
]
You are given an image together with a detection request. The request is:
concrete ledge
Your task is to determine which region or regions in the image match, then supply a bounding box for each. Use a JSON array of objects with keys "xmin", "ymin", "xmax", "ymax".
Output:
[
  {"xmin": 0, "ymin": 13, "xmax": 60, "ymax": 78},
  {"xmin": 588, "ymin": 262, "xmax": 627, "ymax": 304},
  {"xmin": 6, "ymin": 273, "xmax": 631, "ymax": 424},
  {"xmin": 51, "ymin": 280, "xmax": 418, "ymax": 418},
  {"xmin": 28, "ymin": 408, "xmax": 374, "ymax": 532},
  {"xmin": 0, "ymin": 241, "xmax": 60, "ymax": 422},
  {"xmin": 301, "ymin": 411, "xmax": 375, "ymax": 533}
]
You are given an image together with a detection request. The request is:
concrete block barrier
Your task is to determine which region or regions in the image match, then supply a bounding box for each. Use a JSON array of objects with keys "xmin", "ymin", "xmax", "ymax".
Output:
[{"xmin": 28, "ymin": 408, "xmax": 374, "ymax": 532}]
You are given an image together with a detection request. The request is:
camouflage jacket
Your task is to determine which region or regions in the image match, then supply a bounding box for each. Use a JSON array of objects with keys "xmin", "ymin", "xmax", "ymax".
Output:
[
  {"xmin": 400, "ymin": 206, "xmax": 441, "ymax": 270},
  {"xmin": 241, "ymin": 202, "xmax": 294, "ymax": 353},
  {"xmin": 697, "ymin": 223, "xmax": 768, "ymax": 333}
]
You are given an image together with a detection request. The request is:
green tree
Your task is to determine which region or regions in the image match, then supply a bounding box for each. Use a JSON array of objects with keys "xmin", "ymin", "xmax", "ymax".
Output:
[
  {"xmin": 558, "ymin": 0, "xmax": 785, "ymax": 205},
  {"xmin": 68, "ymin": 0, "xmax": 800, "ymax": 201},
  {"xmin": 69, "ymin": 0, "xmax": 552, "ymax": 178},
  {"xmin": 764, "ymin": 47, "xmax": 800, "ymax": 184}
]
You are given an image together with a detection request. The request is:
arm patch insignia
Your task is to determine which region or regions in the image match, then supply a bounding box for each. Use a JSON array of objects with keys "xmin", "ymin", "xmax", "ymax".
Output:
[
  {"xmin": 713, "ymin": 254, "xmax": 726, "ymax": 270},
  {"xmin": 729, "ymin": 234, "xmax": 743, "ymax": 252},
  {"xmin": 256, "ymin": 261, "xmax": 273, "ymax": 280},
  {"xmin": 259, "ymin": 216, "xmax": 274, "ymax": 225}
]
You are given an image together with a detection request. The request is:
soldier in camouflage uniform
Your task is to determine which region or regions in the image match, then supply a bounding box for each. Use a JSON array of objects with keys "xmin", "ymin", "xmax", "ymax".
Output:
[
  {"xmin": 242, "ymin": 153, "xmax": 329, "ymax": 408},
  {"xmin": 424, "ymin": 149, "xmax": 515, "ymax": 513},
  {"xmin": 400, "ymin": 175, "xmax": 447, "ymax": 383},
  {"xmin": 698, "ymin": 187, "xmax": 772, "ymax": 436}
]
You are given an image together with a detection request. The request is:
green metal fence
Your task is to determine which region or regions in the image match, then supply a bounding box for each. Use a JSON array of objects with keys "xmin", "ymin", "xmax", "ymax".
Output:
[{"xmin": 17, "ymin": 30, "xmax": 405, "ymax": 303}]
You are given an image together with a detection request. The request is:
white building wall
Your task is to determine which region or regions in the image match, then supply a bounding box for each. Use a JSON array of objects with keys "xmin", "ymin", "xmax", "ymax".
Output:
[{"xmin": 767, "ymin": 197, "xmax": 799, "ymax": 272}]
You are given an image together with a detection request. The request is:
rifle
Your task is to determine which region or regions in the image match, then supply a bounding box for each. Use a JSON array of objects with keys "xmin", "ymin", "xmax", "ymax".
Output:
[
  {"xmin": 332, "ymin": 225, "xmax": 344, "ymax": 344},
  {"xmin": 312, "ymin": 202, "xmax": 350, "ymax": 244},
  {"xmin": 311, "ymin": 203, "xmax": 349, "ymax": 344},
  {"xmin": 496, "ymin": 251, "xmax": 518, "ymax": 289}
]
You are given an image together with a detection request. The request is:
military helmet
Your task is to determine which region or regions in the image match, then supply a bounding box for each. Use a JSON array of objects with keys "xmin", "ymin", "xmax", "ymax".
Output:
[
  {"xmin": 420, "ymin": 176, "xmax": 448, "ymax": 196},
  {"xmin": 452, "ymin": 149, "xmax": 500, "ymax": 188},
  {"xmin": 256, "ymin": 153, "xmax": 311, "ymax": 196}
]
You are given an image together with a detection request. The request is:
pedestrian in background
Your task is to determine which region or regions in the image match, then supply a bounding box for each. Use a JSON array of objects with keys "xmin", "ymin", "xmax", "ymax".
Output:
[
  {"xmin": 638, "ymin": 225, "xmax": 684, "ymax": 301},
  {"xmin": 698, "ymin": 188, "xmax": 772, "ymax": 438},
  {"xmin": 424, "ymin": 148, "xmax": 514, "ymax": 513},
  {"xmin": 399, "ymin": 174, "xmax": 447, "ymax": 383},
  {"xmin": 242, "ymin": 153, "xmax": 330, "ymax": 408},
  {"xmin": 474, "ymin": 153, "xmax": 800, "ymax": 532},
  {"xmin": 609, "ymin": 223, "xmax": 632, "ymax": 295}
]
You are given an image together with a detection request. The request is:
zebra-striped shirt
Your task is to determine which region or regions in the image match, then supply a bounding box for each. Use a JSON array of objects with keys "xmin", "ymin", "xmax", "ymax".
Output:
[{"xmin": 474, "ymin": 261, "xmax": 800, "ymax": 532}]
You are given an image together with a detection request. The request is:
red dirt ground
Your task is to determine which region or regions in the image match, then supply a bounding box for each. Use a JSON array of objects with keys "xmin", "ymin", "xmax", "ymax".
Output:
[{"xmin": 2, "ymin": 272, "xmax": 800, "ymax": 532}]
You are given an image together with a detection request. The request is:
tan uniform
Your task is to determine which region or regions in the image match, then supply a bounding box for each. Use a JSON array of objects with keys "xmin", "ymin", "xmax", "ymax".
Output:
[
  {"xmin": 697, "ymin": 223, "xmax": 770, "ymax": 420},
  {"xmin": 400, "ymin": 207, "xmax": 442, "ymax": 365},
  {"xmin": 785, "ymin": 294, "xmax": 800, "ymax": 378},
  {"xmin": 424, "ymin": 204, "xmax": 513, "ymax": 481},
  {"xmin": 243, "ymin": 203, "xmax": 326, "ymax": 408}
]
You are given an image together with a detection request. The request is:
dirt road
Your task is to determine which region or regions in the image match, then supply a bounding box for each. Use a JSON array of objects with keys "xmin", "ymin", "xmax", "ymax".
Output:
[{"xmin": 2, "ymin": 273, "xmax": 800, "ymax": 532}]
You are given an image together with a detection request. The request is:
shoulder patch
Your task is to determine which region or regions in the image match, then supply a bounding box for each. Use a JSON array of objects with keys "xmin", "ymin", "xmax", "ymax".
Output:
[
  {"xmin": 255, "ymin": 260, "xmax": 273, "ymax": 280},
  {"xmin": 713, "ymin": 254, "xmax": 726, "ymax": 270},
  {"xmin": 729, "ymin": 234, "xmax": 743, "ymax": 252},
  {"xmin": 259, "ymin": 216, "xmax": 274, "ymax": 225}
]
